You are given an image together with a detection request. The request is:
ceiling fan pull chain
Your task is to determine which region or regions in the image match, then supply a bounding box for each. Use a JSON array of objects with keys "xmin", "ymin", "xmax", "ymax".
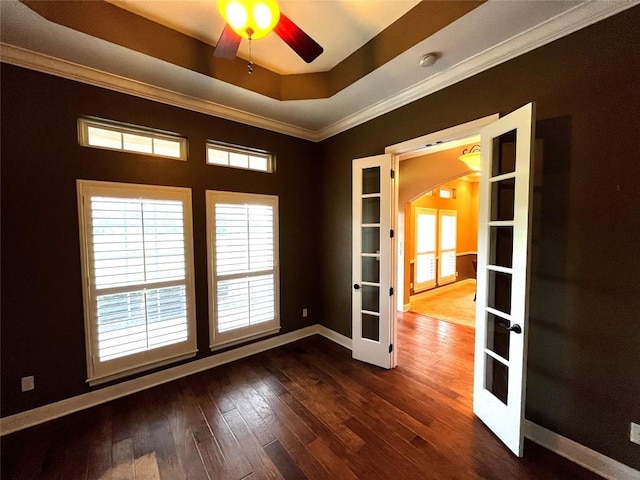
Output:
[{"xmin": 247, "ymin": 35, "xmax": 254, "ymax": 74}]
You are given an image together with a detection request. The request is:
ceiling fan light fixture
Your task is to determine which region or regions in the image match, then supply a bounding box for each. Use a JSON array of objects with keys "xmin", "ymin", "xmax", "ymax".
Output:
[
  {"xmin": 459, "ymin": 144, "xmax": 482, "ymax": 171},
  {"xmin": 218, "ymin": 0, "xmax": 280, "ymax": 39}
]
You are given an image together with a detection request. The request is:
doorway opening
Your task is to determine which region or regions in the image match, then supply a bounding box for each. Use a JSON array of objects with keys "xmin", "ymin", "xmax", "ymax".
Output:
[
  {"xmin": 385, "ymin": 114, "xmax": 498, "ymax": 334},
  {"xmin": 384, "ymin": 117, "xmax": 495, "ymax": 425},
  {"xmin": 403, "ymin": 157, "xmax": 479, "ymax": 330}
]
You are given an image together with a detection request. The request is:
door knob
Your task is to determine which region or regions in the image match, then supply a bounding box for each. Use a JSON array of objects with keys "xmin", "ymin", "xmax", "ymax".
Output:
[
  {"xmin": 498, "ymin": 322, "xmax": 522, "ymax": 334},
  {"xmin": 353, "ymin": 284, "xmax": 361, "ymax": 290},
  {"xmin": 507, "ymin": 324, "xmax": 522, "ymax": 334}
]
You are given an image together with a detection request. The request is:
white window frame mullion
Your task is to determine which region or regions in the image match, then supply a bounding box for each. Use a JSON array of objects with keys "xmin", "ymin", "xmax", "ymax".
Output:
[{"xmin": 94, "ymin": 279, "xmax": 187, "ymax": 297}]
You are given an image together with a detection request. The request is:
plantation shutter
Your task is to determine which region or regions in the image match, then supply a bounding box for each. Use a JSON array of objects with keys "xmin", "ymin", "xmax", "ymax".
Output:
[
  {"xmin": 438, "ymin": 210, "xmax": 457, "ymax": 283},
  {"xmin": 90, "ymin": 196, "xmax": 188, "ymax": 360},
  {"xmin": 415, "ymin": 208, "xmax": 437, "ymax": 291},
  {"xmin": 207, "ymin": 192, "xmax": 280, "ymax": 348},
  {"xmin": 78, "ymin": 181, "xmax": 196, "ymax": 384}
]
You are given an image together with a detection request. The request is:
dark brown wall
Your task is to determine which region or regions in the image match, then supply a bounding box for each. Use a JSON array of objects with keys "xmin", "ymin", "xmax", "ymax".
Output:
[
  {"xmin": 318, "ymin": 6, "xmax": 640, "ymax": 470},
  {"xmin": 2, "ymin": 5, "xmax": 639, "ymax": 472},
  {"xmin": 1, "ymin": 64, "xmax": 321, "ymax": 417}
]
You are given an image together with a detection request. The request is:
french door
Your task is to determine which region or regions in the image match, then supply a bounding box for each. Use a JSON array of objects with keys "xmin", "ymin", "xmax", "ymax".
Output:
[
  {"xmin": 351, "ymin": 154, "xmax": 394, "ymax": 368},
  {"xmin": 473, "ymin": 103, "xmax": 536, "ymax": 456},
  {"xmin": 351, "ymin": 105, "xmax": 535, "ymax": 456}
]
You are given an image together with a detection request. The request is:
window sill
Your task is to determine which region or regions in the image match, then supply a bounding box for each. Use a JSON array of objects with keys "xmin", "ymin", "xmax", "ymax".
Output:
[
  {"xmin": 87, "ymin": 349, "xmax": 198, "ymax": 386},
  {"xmin": 210, "ymin": 327, "xmax": 281, "ymax": 352}
]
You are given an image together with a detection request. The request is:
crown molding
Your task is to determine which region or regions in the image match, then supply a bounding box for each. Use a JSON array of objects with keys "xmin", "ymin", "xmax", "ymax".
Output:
[
  {"xmin": 0, "ymin": 43, "xmax": 319, "ymax": 142},
  {"xmin": 1, "ymin": 1, "xmax": 637, "ymax": 143},
  {"xmin": 315, "ymin": 0, "xmax": 639, "ymax": 140}
]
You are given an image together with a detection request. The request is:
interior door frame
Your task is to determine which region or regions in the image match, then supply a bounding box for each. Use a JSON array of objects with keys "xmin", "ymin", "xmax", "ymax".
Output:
[
  {"xmin": 385, "ymin": 111, "xmax": 537, "ymax": 456},
  {"xmin": 385, "ymin": 114, "xmax": 499, "ymax": 322}
]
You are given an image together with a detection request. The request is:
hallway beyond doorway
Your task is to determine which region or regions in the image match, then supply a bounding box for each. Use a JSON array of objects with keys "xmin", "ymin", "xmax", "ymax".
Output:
[{"xmin": 409, "ymin": 279, "xmax": 476, "ymax": 328}]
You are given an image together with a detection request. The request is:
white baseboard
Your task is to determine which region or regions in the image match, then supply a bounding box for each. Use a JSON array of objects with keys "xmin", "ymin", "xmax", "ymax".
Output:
[
  {"xmin": 524, "ymin": 420, "xmax": 639, "ymax": 480},
  {"xmin": 2, "ymin": 324, "xmax": 636, "ymax": 480},
  {"xmin": 0, "ymin": 325, "xmax": 320, "ymax": 436},
  {"xmin": 317, "ymin": 325, "xmax": 352, "ymax": 350}
]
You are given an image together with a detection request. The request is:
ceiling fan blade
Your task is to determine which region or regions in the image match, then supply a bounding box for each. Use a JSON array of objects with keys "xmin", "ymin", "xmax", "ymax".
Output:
[
  {"xmin": 214, "ymin": 24, "xmax": 241, "ymax": 59},
  {"xmin": 274, "ymin": 13, "xmax": 323, "ymax": 64}
]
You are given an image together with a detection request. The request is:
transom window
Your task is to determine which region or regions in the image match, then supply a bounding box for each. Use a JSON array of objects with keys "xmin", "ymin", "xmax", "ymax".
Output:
[
  {"xmin": 206, "ymin": 191, "xmax": 280, "ymax": 348},
  {"xmin": 206, "ymin": 141, "xmax": 273, "ymax": 173},
  {"xmin": 439, "ymin": 187, "xmax": 456, "ymax": 199},
  {"xmin": 77, "ymin": 180, "xmax": 197, "ymax": 385},
  {"xmin": 78, "ymin": 117, "xmax": 187, "ymax": 160}
]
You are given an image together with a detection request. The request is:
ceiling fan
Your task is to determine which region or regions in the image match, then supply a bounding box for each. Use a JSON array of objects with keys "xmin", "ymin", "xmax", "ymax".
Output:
[{"xmin": 214, "ymin": 0, "xmax": 323, "ymax": 66}]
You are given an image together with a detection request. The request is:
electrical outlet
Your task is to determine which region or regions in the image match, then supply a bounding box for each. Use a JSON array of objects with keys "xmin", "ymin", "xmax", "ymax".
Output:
[
  {"xmin": 302, "ymin": 308, "xmax": 308, "ymax": 318},
  {"xmin": 21, "ymin": 376, "xmax": 35, "ymax": 392},
  {"xmin": 631, "ymin": 422, "xmax": 640, "ymax": 445}
]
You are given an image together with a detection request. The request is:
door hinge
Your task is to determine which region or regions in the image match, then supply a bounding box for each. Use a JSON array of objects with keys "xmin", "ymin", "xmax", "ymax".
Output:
[
  {"xmin": 389, "ymin": 344, "xmax": 393, "ymax": 353},
  {"xmin": 390, "ymin": 169, "xmax": 395, "ymax": 179},
  {"xmin": 389, "ymin": 287, "xmax": 394, "ymax": 296},
  {"xmin": 390, "ymin": 229, "xmax": 394, "ymax": 238}
]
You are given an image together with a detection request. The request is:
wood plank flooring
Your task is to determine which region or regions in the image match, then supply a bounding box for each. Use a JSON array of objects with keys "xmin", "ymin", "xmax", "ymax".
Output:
[{"xmin": 1, "ymin": 312, "xmax": 604, "ymax": 479}]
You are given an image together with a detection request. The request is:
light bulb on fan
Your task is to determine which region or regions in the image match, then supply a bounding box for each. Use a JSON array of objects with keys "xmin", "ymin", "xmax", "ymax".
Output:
[{"xmin": 218, "ymin": 0, "xmax": 280, "ymax": 39}]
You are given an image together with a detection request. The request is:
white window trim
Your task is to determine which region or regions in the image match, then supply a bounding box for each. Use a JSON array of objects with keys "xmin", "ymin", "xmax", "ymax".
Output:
[
  {"xmin": 77, "ymin": 180, "xmax": 197, "ymax": 385},
  {"xmin": 78, "ymin": 117, "xmax": 187, "ymax": 160},
  {"xmin": 206, "ymin": 191, "xmax": 280, "ymax": 349},
  {"xmin": 206, "ymin": 140, "xmax": 274, "ymax": 173}
]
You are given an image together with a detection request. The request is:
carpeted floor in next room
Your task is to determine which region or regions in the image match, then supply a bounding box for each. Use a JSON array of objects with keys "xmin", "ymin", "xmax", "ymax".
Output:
[{"xmin": 409, "ymin": 279, "xmax": 476, "ymax": 328}]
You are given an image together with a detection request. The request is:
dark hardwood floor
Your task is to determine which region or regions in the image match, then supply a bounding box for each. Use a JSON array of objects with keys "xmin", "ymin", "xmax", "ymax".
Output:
[{"xmin": 1, "ymin": 312, "xmax": 604, "ymax": 479}]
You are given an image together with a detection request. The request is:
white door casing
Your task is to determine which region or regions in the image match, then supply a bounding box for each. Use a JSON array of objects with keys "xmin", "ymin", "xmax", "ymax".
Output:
[
  {"xmin": 473, "ymin": 103, "xmax": 536, "ymax": 456},
  {"xmin": 352, "ymin": 154, "xmax": 394, "ymax": 369}
]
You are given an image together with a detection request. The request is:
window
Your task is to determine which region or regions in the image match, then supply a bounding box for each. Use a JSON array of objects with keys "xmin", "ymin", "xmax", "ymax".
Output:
[
  {"xmin": 439, "ymin": 187, "xmax": 456, "ymax": 199},
  {"xmin": 206, "ymin": 191, "xmax": 280, "ymax": 348},
  {"xmin": 77, "ymin": 181, "xmax": 197, "ymax": 385},
  {"xmin": 78, "ymin": 117, "xmax": 187, "ymax": 160},
  {"xmin": 206, "ymin": 141, "xmax": 273, "ymax": 172},
  {"xmin": 438, "ymin": 210, "xmax": 457, "ymax": 284},
  {"xmin": 414, "ymin": 207, "xmax": 437, "ymax": 292}
]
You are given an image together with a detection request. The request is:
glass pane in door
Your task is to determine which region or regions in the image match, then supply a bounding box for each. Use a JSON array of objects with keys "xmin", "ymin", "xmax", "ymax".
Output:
[
  {"xmin": 485, "ymin": 354, "xmax": 509, "ymax": 405},
  {"xmin": 362, "ymin": 256, "xmax": 380, "ymax": 284},
  {"xmin": 491, "ymin": 129, "xmax": 517, "ymax": 176},
  {"xmin": 487, "ymin": 270, "xmax": 512, "ymax": 314},
  {"xmin": 490, "ymin": 178, "xmax": 515, "ymax": 221},
  {"xmin": 362, "ymin": 285, "xmax": 380, "ymax": 313},
  {"xmin": 486, "ymin": 312, "xmax": 511, "ymax": 360},
  {"xmin": 489, "ymin": 227, "xmax": 513, "ymax": 268},
  {"xmin": 362, "ymin": 227, "xmax": 380, "ymax": 254},
  {"xmin": 362, "ymin": 313, "xmax": 380, "ymax": 341},
  {"xmin": 362, "ymin": 167, "xmax": 380, "ymax": 195},
  {"xmin": 362, "ymin": 197, "xmax": 381, "ymax": 224}
]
